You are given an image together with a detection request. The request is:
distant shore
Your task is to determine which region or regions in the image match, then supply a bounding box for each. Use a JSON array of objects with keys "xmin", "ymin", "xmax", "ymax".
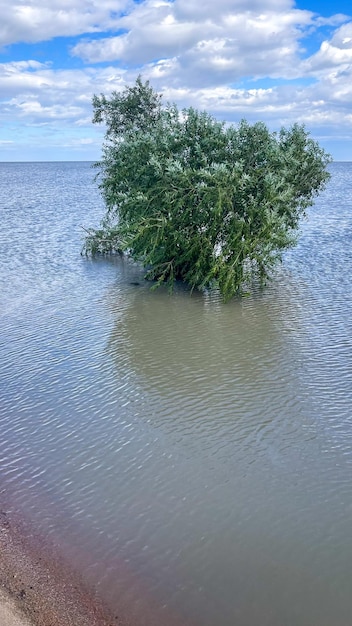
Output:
[{"xmin": 0, "ymin": 507, "xmax": 126, "ymax": 626}]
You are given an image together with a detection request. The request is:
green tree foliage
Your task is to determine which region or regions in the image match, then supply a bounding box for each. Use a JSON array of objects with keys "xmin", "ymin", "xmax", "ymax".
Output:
[{"xmin": 84, "ymin": 77, "xmax": 332, "ymax": 301}]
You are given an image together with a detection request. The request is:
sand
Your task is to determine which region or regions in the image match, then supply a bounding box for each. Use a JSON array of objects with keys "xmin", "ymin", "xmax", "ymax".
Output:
[
  {"xmin": 0, "ymin": 509, "xmax": 129, "ymax": 626},
  {"xmin": 0, "ymin": 588, "xmax": 33, "ymax": 626}
]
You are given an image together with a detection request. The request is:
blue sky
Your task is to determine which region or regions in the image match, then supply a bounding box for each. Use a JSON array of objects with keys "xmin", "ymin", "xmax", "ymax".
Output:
[{"xmin": 1, "ymin": 0, "xmax": 351, "ymax": 161}]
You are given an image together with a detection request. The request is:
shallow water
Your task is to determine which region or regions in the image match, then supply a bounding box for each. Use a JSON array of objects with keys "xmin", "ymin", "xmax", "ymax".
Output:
[{"xmin": 1, "ymin": 161, "xmax": 352, "ymax": 625}]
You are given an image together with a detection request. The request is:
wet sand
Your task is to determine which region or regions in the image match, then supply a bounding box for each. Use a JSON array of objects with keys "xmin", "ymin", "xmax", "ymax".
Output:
[
  {"xmin": 0, "ymin": 588, "xmax": 33, "ymax": 626},
  {"xmin": 0, "ymin": 509, "xmax": 128, "ymax": 626}
]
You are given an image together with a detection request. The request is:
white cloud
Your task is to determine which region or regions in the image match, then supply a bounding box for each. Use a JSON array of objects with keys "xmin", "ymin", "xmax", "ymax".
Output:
[
  {"xmin": 172, "ymin": 0, "xmax": 294, "ymax": 20},
  {"xmin": 304, "ymin": 22, "xmax": 352, "ymax": 73},
  {"xmin": 0, "ymin": 0, "xmax": 130, "ymax": 46},
  {"xmin": 0, "ymin": 61, "xmax": 129, "ymax": 129},
  {"xmin": 72, "ymin": 18, "xmax": 204, "ymax": 65},
  {"xmin": 9, "ymin": 96, "xmax": 84, "ymax": 120},
  {"xmin": 1, "ymin": 0, "xmax": 352, "ymax": 159},
  {"xmin": 71, "ymin": 0, "xmax": 314, "ymax": 86}
]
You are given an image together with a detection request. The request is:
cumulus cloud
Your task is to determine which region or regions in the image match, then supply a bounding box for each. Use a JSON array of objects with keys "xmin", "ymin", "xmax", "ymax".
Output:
[
  {"xmin": 304, "ymin": 22, "xmax": 352, "ymax": 72},
  {"xmin": 1, "ymin": 0, "xmax": 352, "ymax": 159},
  {"xmin": 71, "ymin": 0, "xmax": 314, "ymax": 87},
  {"xmin": 0, "ymin": 61, "xmax": 128, "ymax": 130},
  {"xmin": 0, "ymin": 0, "xmax": 130, "ymax": 46}
]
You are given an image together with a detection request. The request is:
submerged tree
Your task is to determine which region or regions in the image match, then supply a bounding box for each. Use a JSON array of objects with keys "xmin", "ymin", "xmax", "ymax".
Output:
[{"xmin": 84, "ymin": 77, "xmax": 331, "ymax": 301}]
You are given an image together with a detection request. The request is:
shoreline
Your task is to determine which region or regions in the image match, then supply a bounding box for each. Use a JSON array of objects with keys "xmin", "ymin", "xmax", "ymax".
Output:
[
  {"xmin": 0, "ymin": 508, "xmax": 128, "ymax": 626},
  {"xmin": 0, "ymin": 497, "xmax": 193, "ymax": 626}
]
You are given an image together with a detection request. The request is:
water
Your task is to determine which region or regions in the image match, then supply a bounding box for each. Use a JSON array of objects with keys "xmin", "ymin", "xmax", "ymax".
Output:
[{"xmin": 1, "ymin": 161, "xmax": 352, "ymax": 625}]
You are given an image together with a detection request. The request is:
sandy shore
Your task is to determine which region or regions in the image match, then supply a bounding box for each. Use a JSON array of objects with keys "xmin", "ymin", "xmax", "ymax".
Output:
[
  {"xmin": 0, "ymin": 509, "xmax": 129, "ymax": 626},
  {"xmin": 0, "ymin": 588, "xmax": 33, "ymax": 626}
]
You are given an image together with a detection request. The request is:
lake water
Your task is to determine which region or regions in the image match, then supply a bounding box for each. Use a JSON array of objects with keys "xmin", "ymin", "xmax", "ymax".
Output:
[{"xmin": 1, "ymin": 161, "xmax": 352, "ymax": 625}]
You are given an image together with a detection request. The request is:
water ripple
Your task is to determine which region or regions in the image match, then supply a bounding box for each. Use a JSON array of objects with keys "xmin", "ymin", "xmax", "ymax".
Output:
[{"xmin": 1, "ymin": 162, "xmax": 352, "ymax": 625}]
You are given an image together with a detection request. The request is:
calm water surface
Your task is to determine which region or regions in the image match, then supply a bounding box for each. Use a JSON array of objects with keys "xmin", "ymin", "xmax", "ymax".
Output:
[{"xmin": 1, "ymin": 162, "xmax": 352, "ymax": 625}]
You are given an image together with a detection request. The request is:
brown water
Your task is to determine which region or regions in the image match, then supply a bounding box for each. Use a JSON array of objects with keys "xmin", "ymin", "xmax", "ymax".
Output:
[{"xmin": 1, "ymin": 161, "xmax": 352, "ymax": 625}]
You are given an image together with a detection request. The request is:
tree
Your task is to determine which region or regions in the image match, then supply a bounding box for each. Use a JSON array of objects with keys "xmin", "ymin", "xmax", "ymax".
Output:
[{"xmin": 84, "ymin": 77, "xmax": 331, "ymax": 301}]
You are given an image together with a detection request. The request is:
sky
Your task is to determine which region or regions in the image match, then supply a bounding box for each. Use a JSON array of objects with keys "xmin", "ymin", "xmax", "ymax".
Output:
[{"xmin": 1, "ymin": 0, "xmax": 352, "ymax": 161}]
